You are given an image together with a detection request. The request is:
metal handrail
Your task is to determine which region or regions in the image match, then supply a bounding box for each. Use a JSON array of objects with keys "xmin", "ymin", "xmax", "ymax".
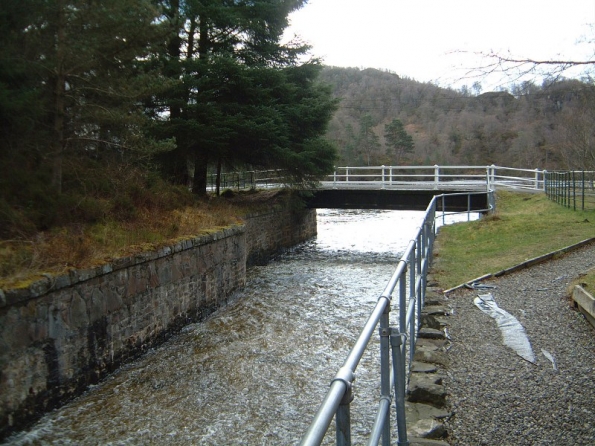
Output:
[
  {"xmin": 300, "ymin": 190, "xmax": 494, "ymax": 446},
  {"xmin": 209, "ymin": 165, "xmax": 546, "ymax": 193},
  {"xmin": 327, "ymin": 165, "xmax": 544, "ymax": 192}
]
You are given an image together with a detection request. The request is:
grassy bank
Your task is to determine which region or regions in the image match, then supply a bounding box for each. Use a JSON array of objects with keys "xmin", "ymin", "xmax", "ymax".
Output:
[
  {"xmin": 0, "ymin": 189, "xmax": 291, "ymax": 290},
  {"xmin": 432, "ymin": 190, "xmax": 595, "ymax": 290}
]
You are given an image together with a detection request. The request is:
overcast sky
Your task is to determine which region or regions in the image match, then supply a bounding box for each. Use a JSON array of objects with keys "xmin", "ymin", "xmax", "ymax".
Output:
[{"xmin": 284, "ymin": 0, "xmax": 595, "ymax": 91}]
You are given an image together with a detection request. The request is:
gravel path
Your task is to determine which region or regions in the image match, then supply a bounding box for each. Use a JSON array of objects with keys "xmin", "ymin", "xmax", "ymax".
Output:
[{"xmin": 443, "ymin": 243, "xmax": 595, "ymax": 446}]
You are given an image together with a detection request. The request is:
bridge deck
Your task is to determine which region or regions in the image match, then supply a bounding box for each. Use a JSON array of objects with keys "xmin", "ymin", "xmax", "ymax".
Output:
[
  {"xmin": 319, "ymin": 180, "xmax": 487, "ymax": 191},
  {"xmin": 307, "ymin": 186, "xmax": 490, "ymax": 212}
]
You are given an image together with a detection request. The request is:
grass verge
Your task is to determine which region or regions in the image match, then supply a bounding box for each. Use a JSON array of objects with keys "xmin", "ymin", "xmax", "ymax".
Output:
[{"xmin": 432, "ymin": 190, "xmax": 595, "ymax": 290}]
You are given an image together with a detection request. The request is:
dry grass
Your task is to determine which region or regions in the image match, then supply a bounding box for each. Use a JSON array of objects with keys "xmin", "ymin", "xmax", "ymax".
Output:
[{"xmin": 0, "ymin": 190, "xmax": 288, "ymax": 290}]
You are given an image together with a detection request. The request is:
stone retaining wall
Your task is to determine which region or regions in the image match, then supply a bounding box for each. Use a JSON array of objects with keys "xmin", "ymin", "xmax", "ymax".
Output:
[{"xmin": 0, "ymin": 205, "xmax": 316, "ymax": 439}]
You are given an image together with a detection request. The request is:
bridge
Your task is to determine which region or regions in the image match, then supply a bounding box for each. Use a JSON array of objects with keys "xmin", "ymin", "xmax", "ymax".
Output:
[
  {"xmin": 297, "ymin": 165, "xmax": 545, "ymax": 446},
  {"xmin": 208, "ymin": 165, "xmax": 548, "ymax": 444},
  {"xmin": 211, "ymin": 165, "xmax": 545, "ymax": 213},
  {"xmin": 307, "ymin": 165, "xmax": 544, "ymax": 212}
]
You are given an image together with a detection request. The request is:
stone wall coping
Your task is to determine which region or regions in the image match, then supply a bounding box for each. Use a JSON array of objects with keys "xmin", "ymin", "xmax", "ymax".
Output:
[{"xmin": 0, "ymin": 224, "xmax": 245, "ymax": 308}]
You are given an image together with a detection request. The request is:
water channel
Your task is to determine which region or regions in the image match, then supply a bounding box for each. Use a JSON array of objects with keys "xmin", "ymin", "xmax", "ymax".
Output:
[{"xmin": 7, "ymin": 209, "xmax": 472, "ymax": 445}]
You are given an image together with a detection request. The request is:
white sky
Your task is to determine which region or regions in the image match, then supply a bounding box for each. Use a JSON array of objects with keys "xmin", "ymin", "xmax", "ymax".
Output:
[{"xmin": 284, "ymin": 0, "xmax": 595, "ymax": 91}]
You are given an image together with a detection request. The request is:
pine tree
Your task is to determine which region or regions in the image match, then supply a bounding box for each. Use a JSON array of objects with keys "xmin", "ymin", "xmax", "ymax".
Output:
[
  {"xmin": 152, "ymin": 0, "xmax": 336, "ymax": 194},
  {"xmin": 384, "ymin": 118, "xmax": 414, "ymax": 164},
  {"xmin": 0, "ymin": 0, "xmax": 169, "ymax": 194}
]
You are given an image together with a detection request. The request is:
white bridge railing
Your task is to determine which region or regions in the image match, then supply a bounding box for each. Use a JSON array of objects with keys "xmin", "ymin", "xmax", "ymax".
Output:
[{"xmin": 324, "ymin": 165, "xmax": 545, "ymax": 191}]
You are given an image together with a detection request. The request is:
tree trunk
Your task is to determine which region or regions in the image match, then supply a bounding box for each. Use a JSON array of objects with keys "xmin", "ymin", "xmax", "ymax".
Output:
[
  {"xmin": 51, "ymin": 0, "xmax": 66, "ymax": 194},
  {"xmin": 215, "ymin": 158, "xmax": 222, "ymax": 196},
  {"xmin": 160, "ymin": 0, "xmax": 190, "ymax": 186},
  {"xmin": 192, "ymin": 149, "xmax": 208, "ymax": 195}
]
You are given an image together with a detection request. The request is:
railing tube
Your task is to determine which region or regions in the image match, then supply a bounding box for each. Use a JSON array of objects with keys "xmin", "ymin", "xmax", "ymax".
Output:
[{"xmin": 301, "ymin": 380, "xmax": 351, "ymax": 445}]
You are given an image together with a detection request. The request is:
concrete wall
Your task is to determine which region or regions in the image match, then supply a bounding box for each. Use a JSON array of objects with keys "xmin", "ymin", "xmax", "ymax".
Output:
[{"xmin": 0, "ymin": 206, "xmax": 316, "ymax": 439}]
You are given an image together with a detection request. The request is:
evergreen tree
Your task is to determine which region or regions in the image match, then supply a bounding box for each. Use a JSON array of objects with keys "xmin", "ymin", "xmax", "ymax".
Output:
[
  {"xmin": 0, "ymin": 0, "xmax": 169, "ymax": 195},
  {"xmin": 384, "ymin": 118, "xmax": 414, "ymax": 164},
  {"xmin": 152, "ymin": 0, "xmax": 336, "ymax": 194}
]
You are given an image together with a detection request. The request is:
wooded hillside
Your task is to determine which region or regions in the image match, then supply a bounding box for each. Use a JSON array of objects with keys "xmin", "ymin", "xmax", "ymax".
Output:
[{"xmin": 319, "ymin": 67, "xmax": 595, "ymax": 170}]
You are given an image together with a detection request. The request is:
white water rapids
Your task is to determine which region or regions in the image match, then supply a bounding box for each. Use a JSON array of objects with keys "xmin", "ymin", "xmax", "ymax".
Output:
[{"xmin": 7, "ymin": 209, "xmax": 475, "ymax": 445}]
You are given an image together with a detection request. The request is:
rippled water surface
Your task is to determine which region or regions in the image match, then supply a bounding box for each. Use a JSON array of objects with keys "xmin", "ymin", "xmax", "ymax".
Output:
[{"xmin": 8, "ymin": 209, "xmax": 471, "ymax": 445}]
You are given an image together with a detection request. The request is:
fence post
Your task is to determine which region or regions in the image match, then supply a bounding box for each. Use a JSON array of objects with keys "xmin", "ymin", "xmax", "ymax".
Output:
[
  {"xmin": 390, "ymin": 330, "xmax": 409, "ymax": 446},
  {"xmin": 572, "ymin": 171, "xmax": 576, "ymax": 211},
  {"xmin": 486, "ymin": 165, "xmax": 491, "ymax": 190},
  {"xmin": 336, "ymin": 386, "xmax": 353, "ymax": 446},
  {"xmin": 381, "ymin": 165, "xmax": 386, "ymax": 189},
  {"xmin": 534, "ymin": 168, "xmax": 540, "ymax": 190},
  {"xmin": 379, "ymin": 308, "xmax": 391, "ymax": 446},
  {"xmin": 582, "ymin": 171, "xmax": 586, "ymax": 211},
  {"xmin": 434, "ymin": 165, "xmax": 439, "ymax": 189}
]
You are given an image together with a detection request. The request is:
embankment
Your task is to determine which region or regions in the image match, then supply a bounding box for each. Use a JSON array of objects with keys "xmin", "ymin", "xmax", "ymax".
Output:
[{"xmin": 0, "ymin": 203, "xmax": 316, "ymax": 440}]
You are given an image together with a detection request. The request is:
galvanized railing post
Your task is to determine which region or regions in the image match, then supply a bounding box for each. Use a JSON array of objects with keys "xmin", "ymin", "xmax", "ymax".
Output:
[
  {"xmin": 379, "ymin": 307, "xmax": 391, "ymax": 446},
  {"xmin": 399, "ymin": 264, "xmax": 407, "ymax": 348},
  {"xmin": 416, "ymin": 232, "xmax": 423, "ymax": 318},
  {"xmin": 441, "ymin": 195, "xmax": 446, "ymax": 226},
  {"xmin": 390, "ymin": 329, "xmax": 409, "ymax": 446},
  {"xmin": 336, "ymin": 385, "xmax": 353, "ymax": 446},
  {"xmin": 408, "ymin": 248, "xmax": 416, "ymax": 365}
]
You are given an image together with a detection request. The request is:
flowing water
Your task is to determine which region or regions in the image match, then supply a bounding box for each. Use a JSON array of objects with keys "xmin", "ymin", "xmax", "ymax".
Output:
[{"xmin": 7, "ymin": 209, "xmax": 473, "ymax": 446}]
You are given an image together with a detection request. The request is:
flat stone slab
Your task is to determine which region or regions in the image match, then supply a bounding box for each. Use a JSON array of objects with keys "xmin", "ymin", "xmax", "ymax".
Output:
[
  {"xmin": 413, "ymin": 346, "xmax": 449, "ymax": 366},
  {"xmin": 411, "ymin": 361, "xmax": 438, "ymax": 373},
  {"xmin": 408, "ymin": 373, "xmax": 447, "ymax": 407},
  {"xmin": 409, "ymin": 418, "xmax": 447, "ymax": 440},
  {"xmin": 409, "ymin": 438, "xmax": 450, "ymax": 446},
  {"xmin": 419, "ymin": 328, "xmax": 446, "ymax": 340},
  {"xmin": 406, "ymin": 401, "xmax": 451, "ymax": 421},
  {"xmin": 405, "ymin": 401, "xmax": 450, "ymax": 440},
  {"xmin": 422, "ymin": 305, "xmax": 449, "ymax": 316}
]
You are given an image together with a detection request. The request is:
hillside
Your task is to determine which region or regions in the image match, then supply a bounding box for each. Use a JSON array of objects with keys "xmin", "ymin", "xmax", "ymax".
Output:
[{"xmin": 318, "ymin": 67, "xmax": 595, "ymax": 170}]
